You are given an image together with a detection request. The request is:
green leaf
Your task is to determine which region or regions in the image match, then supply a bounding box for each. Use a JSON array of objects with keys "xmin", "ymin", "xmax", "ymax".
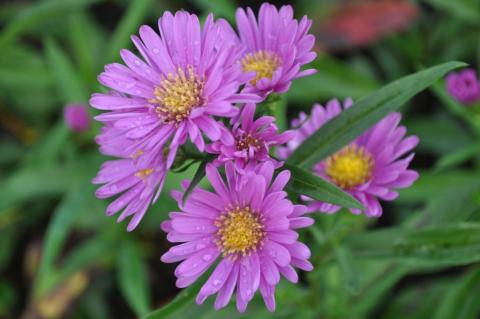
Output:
[
  {"xmin": 287, "ymin": 61, "xmax": 466, "ymax": 168},
  {"xmin": 23, "ymin": 121, "xmax": 69, "ymax": 165},
  {"xmin": 423, "ymin": 0, "xmax": 480, "ymax": 25},
  {"xmin": 351, "ymin": 263, "xmax": 410, "ymax": 318},
  {"xmin": 264, "ymin": 94, "xmax": 287, "ymax": 132},
  {"xmin": 107, "ymin": 0, "xmax": 155, "ymax": 62},
  {"xmin": 0, "ymin": 0, "xmax": 101, "ymax": 46},
  {"xmin": 0, "ymin": 165, "xmax": 73, "ymax": 211},
  {"xmin": 182, "ymin": 157, "xmax": 212, "ymax": 205},
  {"xmin": 284, "ymin": 163, "xmax": 363, "ymax": 209},
  {"xmin": 334, "ymin": 244, "xmax": 360, "ymax": 294},
  {"xmin": 68, "ymin": 12, "xmax": 103, "ymax": 85},
  {"xmin": 347, "ymin": 223, "xmax": 480, "ymax": 267},
  {"xmin": 435, "ymin": 142, "xmax": 480, "ymax": 171},
  {"xmin": 194, "ymin": 0, "xmax": 237, "ymax": 21},
  {"xmin": 56, "ymin": 234, "xmax": 115, "ymax": 283},
  {"xmin": 142, "ymin": 280, "xmax": 203, "ymax": 319},
  {"xmin": 35, "ymin": 186, "xmax": 87, "ymax": 296},
  {"xmin": 0, "ymin": 154, "xmax": 102, "ymax": 211},
  {"xmin": 44, "ymin": 38, "xmax": 88, "ymax": 103},
  {"xmin": 117, "ymin": 241, "xmax": 150, "ymax": 316},
  {"xmin": 433, "ymin": 267, "xmax": 480, "ymax": 319},
  {"xmin": 398, "ymin": 170, "xmax": 480, "ymax": 204}
]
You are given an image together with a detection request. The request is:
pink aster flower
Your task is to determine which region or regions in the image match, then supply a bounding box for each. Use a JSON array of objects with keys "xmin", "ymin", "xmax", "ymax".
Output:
[
  {"xmin": 235, "ymin": 3, "xmax": 317, "ymax": 96},
  {"xmin": 445, "ymin": 68, "xmax": 480, "ymax": 105},
  {"xmin": 278, "ymin": 99, "xmax": 419, "ymax": 217},
  {"xmin": 206, "ymin": 103, "xmax": 294, "ymax": 171},
  {"xmin": 160, "ymin": 162, "xmax": 313, "ymax": 312},
  {"xmin": 63, "ymin": 103, "xmax": 90, "ymax": 132},
  {"xmin": 90, "ymin": 11, "xmax": 260, "ymax": 169},
  {"xmin": 93, "ymin": 145, "xmax": 167, "ymax": 231}
]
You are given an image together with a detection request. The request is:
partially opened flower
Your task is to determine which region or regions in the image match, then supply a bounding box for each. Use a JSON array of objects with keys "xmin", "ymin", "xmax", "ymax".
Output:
[
  {"xmin": 445, "ymin": 68, "xmax": 480, "ymax": 105},
  {"xmin": 279, "ymin": 99, "xmax": 419, "ymax": 217},
  {"xmin": 235, "ymin": 3, "xmax": 317, "ymax": 96},
  {"xmin": 90, "ymin": 11, "xmax": 260, "ymax": 169},
  {"xmin": 161, "ymin": 162, "xmax": 313, "ymax": 312},
  {"xmin": 206, "ymin": 103, "xmax": 294, "ymax": 170},
  {"xmin": 93, "ymin": 146, "xmax": 167, "ymax": 231}
]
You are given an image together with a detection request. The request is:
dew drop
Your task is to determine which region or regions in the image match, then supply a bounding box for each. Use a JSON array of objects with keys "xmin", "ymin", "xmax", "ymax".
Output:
[
  {"xmin": 202, "ymin": 254, "xmax": 212, "ymax": 261},
  {"xmin": 192, "ymin": 263, "xmax": 198, "ymax": 268},
  {"xmin": 135, "ymin": 60, "xmax": 141, "ymax": 65},
  {"xmin": 152, "ymin": 48, "xmax": 160, "ymax": 54},
  {"xmin": 213, "ymin": 279, "xmax": 221, "ymax": 286},
  {"xmin": 196, "ymin": 243, "xmax": 206, "ymax": 250}
]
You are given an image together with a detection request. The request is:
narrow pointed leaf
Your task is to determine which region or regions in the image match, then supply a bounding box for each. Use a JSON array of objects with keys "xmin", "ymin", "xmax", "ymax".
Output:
[
  {"xmin": 45, "ymin": 38, "xmax": 88, "ymax": 103},
  {"xmin": 182, "ymin": 156, "xmax": 213, "ymax": 205},
  {"xmin": 117, "ymin": 241, "xmax": 150, "ymax": 316},
  {"xmin": 284, "ymin": 163, "xmax": 363, "ymax": 209},
  {"xmin": 287, "ymin": 61, "xmax": 466, "ymax": 168},
  {"xmin": 107, "ymin": 0, "xmax": 155, "ymax": 62}
]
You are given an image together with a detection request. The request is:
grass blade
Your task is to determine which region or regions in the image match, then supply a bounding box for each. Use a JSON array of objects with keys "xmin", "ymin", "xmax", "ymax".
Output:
[{"xmin": 287, "ymin": 61, "xmax": 466, "ymax": 168}]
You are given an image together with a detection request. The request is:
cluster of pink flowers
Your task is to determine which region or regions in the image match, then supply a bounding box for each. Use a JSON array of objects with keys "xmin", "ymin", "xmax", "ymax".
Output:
[{"xmin": 91, "ymin": 3, "xmax": 418, "ymax": 313}]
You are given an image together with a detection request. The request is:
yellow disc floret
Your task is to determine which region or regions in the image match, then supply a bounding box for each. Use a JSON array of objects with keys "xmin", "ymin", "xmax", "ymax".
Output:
[
  {"xmin": 149, "ymin": 65, "xmax": 204, "ymax": 124},
  {"xmin": 325, "ymin": 144, "xmax": 374, "ymax": 189},
  {"xmin": 135, "ymin": 168, "xmax": 154, "ymax": 179},
  {"xmin": 241, "ymin": 50, "xmax": 281, "ymax": 85},
  {"xmin": 215, "ymin": 206, "xmax": 264, "ymax": 257},
  {"xmin": 235, "ymin": 133, "xmax": 261, "ymax": 151}
]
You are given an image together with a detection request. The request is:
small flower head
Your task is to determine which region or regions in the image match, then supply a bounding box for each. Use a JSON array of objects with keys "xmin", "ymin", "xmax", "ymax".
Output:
[
  {"xmin": 279, "ymin": 99, "xmax": 419, "ymax": 217},
  {"xmin": 161, "ymin": 162, "xmax": 313, "ymax": 312},
  {"xmin": 90, "ymin": 11, "xmax": 260, "ymax": 169},
  {"xmin": 446, "ymin": 68, "xmax": 480, "ymax": 105},
  {"xmin": 93, "ymin": 132, "xmax": 167, "ymax": 231},
  {"xmin": 207, "ymin": 103, "xmax": 294, "ymax": 170},
  {"xmin": 235, "ymin": 3, "xmax": 317, "ymax": 96},
  {"xmin": 63, "ymin": 103, "xmax": 90, "ymax": 132}
]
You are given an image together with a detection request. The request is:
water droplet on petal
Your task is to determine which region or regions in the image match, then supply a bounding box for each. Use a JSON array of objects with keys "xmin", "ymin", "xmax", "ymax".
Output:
[
  {"xmin": 202, "ymin": 254, "xmax": 212, "ymax": 261},
  {"xmin": 135, "ymin": 60, "xmax": 141, "ymax": 65},
  {"xmin": 196, "ymin": 243, "xmax": 206, "ymax": 250},
  {"xmin": 152, "ymin": 48, "xmax": 160, "ymax": 54},
  {"xmin": 192, "ymin": 263, "xmax": 198, "ymax": 268},
  {"xmin": 213, "ymin": 279, "xmax": 221, "ymax": 286}
]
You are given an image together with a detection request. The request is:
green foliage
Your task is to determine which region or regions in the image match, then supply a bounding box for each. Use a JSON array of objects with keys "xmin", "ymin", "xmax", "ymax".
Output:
[
  {"xmin": 287, "ymin": 62, "xmax": 465, "ymax": 168},
  {"xmin": 107, "ymin": 0, "xmax": 156, "ymax": 62},
  {"xmin": 284, "ymin": 163, "xmax": 363, "ymax": 209},
  {"xmin": 1, "ymin": 0, "xmax": 480, "ymax": 318},
  {"xmin": 117, "ymin": 241, "xmax": 151, "ymax": 316}
]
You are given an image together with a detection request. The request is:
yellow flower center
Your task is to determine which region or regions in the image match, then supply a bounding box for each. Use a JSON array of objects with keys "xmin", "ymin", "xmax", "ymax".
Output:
[
  {"xmin": 235, "ymin": 133, "xmax": 261, "ymax": 151},
  {"xmin": 215, "ymin": 206, "xmax": 264, "ymax": 257},
  {"xmin": 241, "ymin": 50, "xmax": 281, "ymax": 85},
  {"xmin": 135, "ymin": 168, "xmax": 154, "ymax": 179},
  {"xmin": 325, "ymin": 144, "xmax": 374, "ymax": 189},
  {"xmin": 149, "ymin": 66, "xmax": 204, "ymax": 124}
]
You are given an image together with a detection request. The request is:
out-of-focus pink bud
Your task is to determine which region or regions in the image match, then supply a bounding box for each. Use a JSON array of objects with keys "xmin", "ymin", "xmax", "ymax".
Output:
[{"xmin": 63, "ymin": 103, "xmax": 90, "ymax": 132}]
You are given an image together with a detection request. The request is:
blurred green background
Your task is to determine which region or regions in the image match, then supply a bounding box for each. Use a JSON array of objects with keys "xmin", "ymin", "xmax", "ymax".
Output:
[{"xmin": 2, "ymin": 0, "xmax": 480, "ymax": 318}]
